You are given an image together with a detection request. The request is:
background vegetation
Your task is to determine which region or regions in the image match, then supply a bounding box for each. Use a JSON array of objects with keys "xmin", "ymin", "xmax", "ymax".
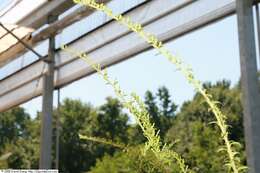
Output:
[{"xmin": 0, "ymin": 79, "xmax": 252, "ymax": 172}]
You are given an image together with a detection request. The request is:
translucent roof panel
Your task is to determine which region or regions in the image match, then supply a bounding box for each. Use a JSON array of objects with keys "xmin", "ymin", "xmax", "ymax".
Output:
[
  {"xmin": 0, "ymin": 0, "xmax": 13, "ymax": 11},
  {"xmin": 0, "ymin": 0, "xmax": 47, "ymax": 24}
]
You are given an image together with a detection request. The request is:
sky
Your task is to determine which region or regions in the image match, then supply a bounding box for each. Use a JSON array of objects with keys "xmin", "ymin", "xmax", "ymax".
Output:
[
  {"xmin": 0, "ymin": 0, "xmax": 11, "ymax": 10},
  {"xmin": 21, "ymin": 14, "xmax": 243, "ymax": 117}
]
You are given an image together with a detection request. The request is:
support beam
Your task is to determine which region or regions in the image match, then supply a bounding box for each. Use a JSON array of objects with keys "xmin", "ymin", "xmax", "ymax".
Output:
[
  {"xmin": 39, "ymin": 16, "xmax": 56, "ymax": 169},
  {"xmin": 236, "ymin": 0, "xmax": 260, "ymax": 173},
  {"xmin": 55, "ymin": 89, "xmax": 61, "ymax": 169},
  {"xmin": 33, "ymin": 0, "xmax": 111, "ymax": 43},
  {"xmin": 17, "ymin": 0, "xmax": 75, "ymax": 29},
  {"xmin": 255, "ymin": 3, "xmax": 260, "ymax": 66}
]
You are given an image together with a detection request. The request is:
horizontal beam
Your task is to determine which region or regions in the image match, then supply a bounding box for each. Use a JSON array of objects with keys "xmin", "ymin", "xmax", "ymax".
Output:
[
  {"xmin": 33, "ymin": 0, "xmax": 111, "ymax": 42},
  {"xmin": 0, "ymin": 36, "xmax": 32, "ymax": 67},
  {"xmin": 0, "ymin": 0, "xmax": 236, "ymax": 112},
  {"xmin": 0, "ymin": 0, "xmax": 110, "ymax": 68},
  {"xmin": 17, "ymin": 0, "xmax": 75, "ymax": 29}
]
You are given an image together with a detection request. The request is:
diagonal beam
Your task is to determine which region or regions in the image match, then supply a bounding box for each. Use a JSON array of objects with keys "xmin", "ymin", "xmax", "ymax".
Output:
[{"xmin": 0, "ymin": 23, "xmax": 42, "ymax": 59}]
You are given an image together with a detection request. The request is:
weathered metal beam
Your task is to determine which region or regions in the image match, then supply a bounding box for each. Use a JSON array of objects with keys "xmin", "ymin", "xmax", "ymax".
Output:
[
  {"xmin": 39, "ymin": 16, "xmax": 56, "ymax": 169},
  {"xmin": 33, "ymin": 0, "xmax": 111, "ymax": 42},
  {"xmin": 236, "ymin": 0, "xmax": 260, "ymax": 173},
  {"xmin": 0, "ymin": 0, "xmax": 236, "ymax": 112},
  {"xmin": 255, "ymin": 3, "xmax": 260, "ymax": 66},
  {"xmin": 17, "ymin": 0, "xmax": 75, "ymax": 29}
]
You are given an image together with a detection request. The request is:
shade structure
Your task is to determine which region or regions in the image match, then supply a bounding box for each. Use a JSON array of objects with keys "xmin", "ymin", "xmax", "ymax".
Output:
[{"xmin": 0, "ymin": 23, "xmax": 34, "ymax": 65}]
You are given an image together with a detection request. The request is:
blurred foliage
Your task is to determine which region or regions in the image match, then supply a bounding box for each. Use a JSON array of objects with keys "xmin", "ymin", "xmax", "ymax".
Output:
[
  {"xmin": 57, "ymin": 97, "xmax": 129, "ymax": 173},
  {"xmin": 0, "ymin": 107, "xmax": 39, "ymax": 169},
  {"xmin": 165, "ymin": 80, "xmax": 246, "ymax": 173},
  {"xmin": 0, "ymin": 81, "xmax": 248, "ymax": 172},
  {"xmin": 90, "ymin": 146, "xmax": 172, "ymax": 173},
  {"xmin": 91, "ymin": 81, "xmax": 246, "ymax": 172}
]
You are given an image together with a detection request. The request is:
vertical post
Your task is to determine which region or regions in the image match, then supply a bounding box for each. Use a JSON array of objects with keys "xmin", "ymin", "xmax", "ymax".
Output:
[
  {"xmin": 39, "ymin": 15, "xmax": 57, "ymax": 169},
  {"xmin": 55, "ymin": 88, "xmax": 61, "ymax": 169},
  {"xmin": 236, "ymin": 1, "xmax": 260, "ymax": 173},
  {"xmin": 255, "ymin": 3, "xmax": 260, "ymax": 66}
]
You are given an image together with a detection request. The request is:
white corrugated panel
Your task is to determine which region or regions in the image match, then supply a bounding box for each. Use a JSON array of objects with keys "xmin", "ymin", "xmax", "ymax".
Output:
[{"xmin": 0, "ymin": 0, "xmax": 47, "ymax": 24}]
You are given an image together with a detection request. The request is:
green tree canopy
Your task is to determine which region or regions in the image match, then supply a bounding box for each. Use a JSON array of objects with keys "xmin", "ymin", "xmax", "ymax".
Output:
[
  {"xmin": 165, "ymin": 80, "xmax": 246, "ymax": 173},
  {"xmin": 91, "ymin": 81, "xmax": 247, "ymax": 173},
  {"xmin": 128, "ymin": 86, "xmax": 177, "ymax": 144},
  {"xmin": 0, "ymin": 107, "xmax": 31, "ymax": 148},
  {"xmin": 57, "ymin": 97, "xmax": 129, "ymax": 173},
  {"xmin": 0, "ymin": 80, "xmax": 249, "ymax": 173},
  {"xmin": 0, "ymin": 107, "xmax": 39, "ymax": 169}
]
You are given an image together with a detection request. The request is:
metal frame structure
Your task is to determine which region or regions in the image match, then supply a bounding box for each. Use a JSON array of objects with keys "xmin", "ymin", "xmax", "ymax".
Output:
[
  {"xmin": 0, "ymin": 23, "xmax": 43, "ymax": 59},
  {"xmin": 0, "ymin": 0, "xmax": 236, "ymax": 112},
  {"xmin": 236, "ymin": 0, "xmax": 260, "ymax": 172},
  {"xmin": 39, "ymin": 15, "xmax": 57, "ymax": 169},
  {"xmin": 0, "ymin": 0, "xmax": 259, "ymax": 172}
]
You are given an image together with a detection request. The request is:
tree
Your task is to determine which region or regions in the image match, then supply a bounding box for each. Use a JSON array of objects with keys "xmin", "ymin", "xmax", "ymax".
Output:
[
  {"xmin": 0, "ymin": 107, "xmax": 31, "ymax": 149},
  {"xmin": 0, "ymin": 80, "xmax": 250, "ymax": 172},
  {"xmin": 88, "ymin": 97, "xmax": 129, "ymax": 144},
  {"xmin": 90, "ymin": 146, "xmax": 168, "ymax": 173},
  {"xmin": 57, "ymin": 98, "xmax": 97, "ymax": 173},
  {"xmin": 0, "ymin": 107, "xmax": 39, "ymax": 169},
  {"xmin": 129, "ymin": 86, "xmax": 177, "ymax": 144},
  {"xmin": 165, "ymin": 80, "xmax": 246, "ymax": 173},
  {"xmin": 5, "ymin": 138, "xmax": 39, "ymax": 169},
  {"xmin": 0, "ymin": 97, "xmax": 129, "ymax": 171},
  {"xmin": 92, "ymin": 81, "xmax": 246, "ymax": 173},
  {"xmin": 57, "ymin": 97, "xmax": 129, "ymax": 173}
]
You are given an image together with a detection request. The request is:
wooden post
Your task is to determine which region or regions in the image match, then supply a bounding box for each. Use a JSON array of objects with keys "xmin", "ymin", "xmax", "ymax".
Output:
[
  {"xmin": 39, "ymin": 15, "xmax": 57, "ymax": 169},
  {"xmin": 236, "ymin": 0, "xmax": 260, "ymax": 173}
]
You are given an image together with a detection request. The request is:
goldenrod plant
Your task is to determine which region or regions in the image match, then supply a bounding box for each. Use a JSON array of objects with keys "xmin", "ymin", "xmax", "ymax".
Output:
[
  {"xmin": 79, "ymin": 135, "xmax": 178, "ymax": 172},
  {"xmin": 61, "ymin": 45, "xmax": 189, "ymax": 173},
  {"xmin": 79, "ymin": 134, "xmax": 127, "ymax": 150},
  {"xmin": 68, "ymin": 0, "xmax": 246, "ymax": 172}
]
